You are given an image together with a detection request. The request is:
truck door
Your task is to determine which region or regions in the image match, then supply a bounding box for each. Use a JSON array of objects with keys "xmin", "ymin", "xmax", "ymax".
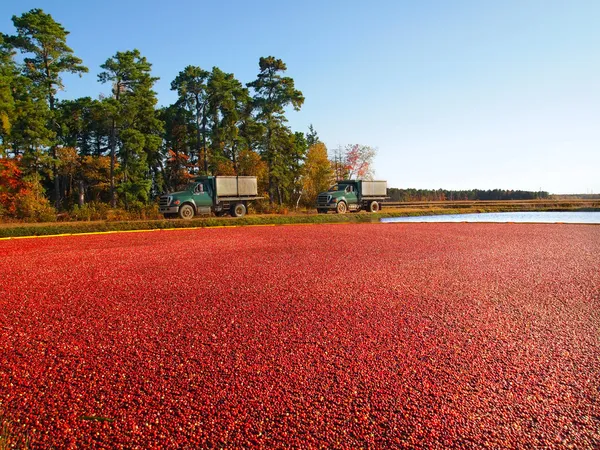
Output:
[
  {"xmin": 192, "ymin": 182, "xmax": 212, "ymax": 209},
  {"xmin": 345, "ymin": 185, "xmax": 358, "ymax": 206}
]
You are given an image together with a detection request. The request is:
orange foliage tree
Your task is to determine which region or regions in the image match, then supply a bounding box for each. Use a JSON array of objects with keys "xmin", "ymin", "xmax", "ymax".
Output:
[{"xmin": 0, "ymin": 156, "xmax": 55, "ymax": 221}]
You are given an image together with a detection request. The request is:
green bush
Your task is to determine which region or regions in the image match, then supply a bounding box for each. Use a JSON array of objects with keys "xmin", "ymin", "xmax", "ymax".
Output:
[
  {"xmin": 70, "ymin": 202, "xmax": 111, "ymax": 221},
  {"xmin": 68, "ymin": 201, "xmax": 161, "ymax": 222}
]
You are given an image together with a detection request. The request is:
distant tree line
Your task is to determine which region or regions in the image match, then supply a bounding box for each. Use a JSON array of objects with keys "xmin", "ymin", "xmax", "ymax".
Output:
[
  {"xmin": 0, "ymin": 9, "xmax": 380, "ymax": 221},
  {"xmin": 388, "ymin": 188, "xmax": 550, "ymax": 202}
]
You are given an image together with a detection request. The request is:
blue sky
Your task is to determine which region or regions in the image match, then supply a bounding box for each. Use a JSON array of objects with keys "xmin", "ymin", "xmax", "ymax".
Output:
[{"xmin": 2, "ymin": 0, "xmax": 598, "ymax": 193}]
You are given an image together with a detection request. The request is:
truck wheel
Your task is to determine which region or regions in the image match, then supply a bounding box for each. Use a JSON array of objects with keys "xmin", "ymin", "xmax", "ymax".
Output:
[
  {"xmin": 336, "ymin": 201, "xmax": 347, "ymax": 214},
  {"xmin": 231, "ymin": 203, "xmax": 246, "ymax": 218},
  {"xmin": 178, "ymin": 204, "xmax": 195, "ymax": 220},
  {"xmin": 368, "ymin": 201, "xmax": 380, "ymax": 213}
]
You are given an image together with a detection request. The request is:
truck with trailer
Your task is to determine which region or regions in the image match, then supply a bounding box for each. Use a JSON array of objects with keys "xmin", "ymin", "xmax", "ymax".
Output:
[
  {"xmin": 159, "ymin": 176, "xmax": 262, "ymax": 219},
  {"xmin": 316, "ymin": 180, "xmax": 387, "ymax": 214}
]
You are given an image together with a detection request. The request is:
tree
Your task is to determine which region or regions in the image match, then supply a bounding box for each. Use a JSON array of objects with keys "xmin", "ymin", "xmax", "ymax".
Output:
[
  {"xmin": 0, "ymin": 35, "xmax": 16, "ymax": 151},
  {"xmin": 306, "ymin": 124, "xmax": 320, "ymax": 147},
  {"xmin": 171, "ymin": 66, "xmax": 210, "ymax": 173},
  {"xmin": 248, "ymin": 56, "xmax": 304, "ymax": 203},
  {"xmin": 0, "ymin": 157, "xmax": 23, "ymax": 216},
  {"xmin": 237, "ymin": 148, "xmax": 268, "ymax": 195},
  {"xmin": 206, "ymin": 67, "xmax": 251, "ymax": 173},
  {"xmin": 0, "ymin": 156, "xmax": 55, "ymax": 221},
  {"xmin": 98, "ymin": 49, "xmax": 163, "ymax": 207},
  {"xmin": 9, "ymin": 76, "xmax": 54, "ymax": 173},
  {"xmin": 9, "ymin": 8, "xmax": 88, "ymax": 207},
  {"xmin": 301, "ymin": 142, "xmax": 333, "ymax": 208},
  {"xmin": 339, "ymin": 144, "xmax": 376, "ymax": 180},
  {"xmin": 57, "ymin": 97, "xmax": 110, "ymax": 157},
  {"xmin": 0, "ymin": 32, "xmax": 53, "ymax": 165},
  {"xmin": 267, "ymin": 127, "xmax": 307, "ymax": 205},
  {"xmin": 158, "ymin": 104, "xmax": 194, "ymax": 192},
  {"xmin": 79, "ymin": 155, "xmax": 111, "ymax": 203}
]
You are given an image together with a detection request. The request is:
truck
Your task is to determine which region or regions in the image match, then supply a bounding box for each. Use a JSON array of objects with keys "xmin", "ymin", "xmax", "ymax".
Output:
[
  {"xmin": 159, "ymin": 176, "xmax": 262, "ymax": 219},
  {"xmin": 316, "ymin": 180, "xmax": 387, "ymax": 214}
]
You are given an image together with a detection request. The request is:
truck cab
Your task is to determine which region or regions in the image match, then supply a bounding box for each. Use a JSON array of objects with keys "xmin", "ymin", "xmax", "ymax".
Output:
[
  {"xmin": 316, "ymin": 180, "xmax": 387, "ymax": 214},
  {"xmin": 159, "ymin": 180, "xmax": 213, "ymax": 219}
]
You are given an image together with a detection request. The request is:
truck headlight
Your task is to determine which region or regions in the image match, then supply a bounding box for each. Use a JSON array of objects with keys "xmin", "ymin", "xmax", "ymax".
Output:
[
  {"xmin": 173, "ymin": 199, "xmax": 181, "ymax": 205},
  {"xmin": 330, "ymin": 197, "xmax": 338, "ymax": 203}
]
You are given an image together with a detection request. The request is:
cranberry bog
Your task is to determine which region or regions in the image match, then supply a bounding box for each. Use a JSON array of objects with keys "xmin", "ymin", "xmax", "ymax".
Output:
[{"xmin": 1, "ymin": 223, "xmax": 599, "ymax": 448}]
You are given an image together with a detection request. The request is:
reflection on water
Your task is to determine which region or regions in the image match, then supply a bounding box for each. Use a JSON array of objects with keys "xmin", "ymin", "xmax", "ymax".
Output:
[{"xmin": 381, "ymin": 211, "xmax": 600, "ymax": 224}]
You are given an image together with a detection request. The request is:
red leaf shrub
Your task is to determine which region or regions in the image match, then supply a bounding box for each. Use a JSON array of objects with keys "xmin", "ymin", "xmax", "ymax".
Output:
[{"xmin": 0, "ymin": 223, "xmax": 599, "ymax": 447}]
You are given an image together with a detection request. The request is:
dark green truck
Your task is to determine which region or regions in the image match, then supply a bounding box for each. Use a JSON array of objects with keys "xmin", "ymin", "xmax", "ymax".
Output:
[
  {"xmin": 159, "ymin": 176, "xmax": 262, "ymax": 219},
  {"xmin": 316, "ymin": 180, "xmax": 387, "ymax": 214}
]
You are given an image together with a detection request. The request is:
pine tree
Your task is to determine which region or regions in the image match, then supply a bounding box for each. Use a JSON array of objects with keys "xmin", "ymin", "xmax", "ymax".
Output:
[
  {"xmin": 98, "ymin": 49, "xmax": 163, "ymax": 207},
  {"xmin": 9, "ymin": 8, "xmax": 88, "ymax": 207},
  {"xmin": 248, "ymin": 56, "xmax": 304, "ymax": 204}
]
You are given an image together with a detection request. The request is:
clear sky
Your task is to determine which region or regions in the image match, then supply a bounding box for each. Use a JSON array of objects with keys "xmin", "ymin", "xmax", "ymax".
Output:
[{"xmin": 1, "ymin": 0, "xmax": 598, "ymax": 194}]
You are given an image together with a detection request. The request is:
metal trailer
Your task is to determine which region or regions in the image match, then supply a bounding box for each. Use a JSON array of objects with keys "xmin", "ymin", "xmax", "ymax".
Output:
[
  {"xmin": 359, "ymin": 180, "xmax": 387, "ymax": 198},
  {"xmin": 215, "ymin": 176, "xmax": 259, "ymax": 198},
  {"xmin": 212, "ymin": 176, "xmax": 262, "ymax": 217}
]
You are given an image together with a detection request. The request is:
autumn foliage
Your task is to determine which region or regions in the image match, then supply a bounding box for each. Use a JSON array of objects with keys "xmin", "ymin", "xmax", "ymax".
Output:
[{"xmin": 0, "ymin": 157, "xmax": 55, "ymax": 221}]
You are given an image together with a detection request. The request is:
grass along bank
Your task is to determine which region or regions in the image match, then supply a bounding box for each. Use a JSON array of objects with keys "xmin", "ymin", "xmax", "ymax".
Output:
[{"xmin": 1, "ymin": 202, "xmax": 599, "ymax": 238}]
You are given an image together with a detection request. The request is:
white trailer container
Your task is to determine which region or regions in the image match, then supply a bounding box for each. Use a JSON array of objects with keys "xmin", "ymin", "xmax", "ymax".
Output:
[
  {"xmin": 360, "ymin": 180, "xmax": 387, "ymax": 197},
  {"xmin": 215, "ymin": 176, "xmax": 259, "ymax": 198}
]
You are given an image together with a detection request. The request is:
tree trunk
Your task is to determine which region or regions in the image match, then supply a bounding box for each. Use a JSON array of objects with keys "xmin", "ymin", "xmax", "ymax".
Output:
[
  {"xmin": 109, "ymin": 116, "xmax": 116, "ymax": 207},
  {"xmin": 49, "ymin": 96, "xmax": 60, "ymax": 209},
  {"xmin": 266, "ymin": 126, "xmax": 273, "ymax": 205},
  {"xmin": 78, "ymin": 180, "xmax": 85, "ymax": 206},
  {"xmin": 52, "ymin": 150, "xmax": 60, "ymax": 209},
  {"xmin": 201, "ymin": 103, "xmax": 208, "ymax": 174},
  {"xmin": 232, "ymin": 142, "xmax": 238, "ymax": 173},
  {"xmin": 195, "ymin": 94, "xmax": 202, "ymax": 174}
]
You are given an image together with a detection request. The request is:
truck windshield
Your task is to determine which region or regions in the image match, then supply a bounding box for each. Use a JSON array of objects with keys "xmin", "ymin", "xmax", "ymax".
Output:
[{"xmin": 329, "ymin": 184, "xmax": 347, "ymax": 192}]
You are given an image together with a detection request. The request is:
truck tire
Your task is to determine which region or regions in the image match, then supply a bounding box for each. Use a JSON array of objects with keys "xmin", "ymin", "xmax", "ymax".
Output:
[
  {"xmin": 368, "ymin": 201, "xmax": 379, "ymax": 213},
  {"xmin": 178, "ymin": 204, "xmax": 195, "ymax": 220},
  {"xmin": 336, "ymin": 201, "xmax": 347, "ymax": 214},
  {"xmin": 231, "ymin": 203, "xmax": 246, "ymax": 218}
]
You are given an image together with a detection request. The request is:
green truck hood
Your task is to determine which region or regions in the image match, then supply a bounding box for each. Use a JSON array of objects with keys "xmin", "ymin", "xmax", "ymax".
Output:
[
  {"xmin": 170, "ymin": 190, "xmax": 191, "ymax": 197},
  {"xmin": 320, "ymin": 190, "xmax": 344, "ymax": 197}
]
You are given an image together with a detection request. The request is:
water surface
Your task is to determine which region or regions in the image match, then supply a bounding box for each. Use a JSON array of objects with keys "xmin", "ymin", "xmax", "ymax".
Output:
[{"xmin": 381, "ymin": 211, "xmax": 600, "ymax": 224}]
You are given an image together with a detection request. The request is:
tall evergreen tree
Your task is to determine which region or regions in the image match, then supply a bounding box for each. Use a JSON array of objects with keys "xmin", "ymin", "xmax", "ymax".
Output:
[
  {"xmin": 9, "ymin": 8, "xmax": 88, "ymax": 207},
  {"xmin": 57, "ymin": 97, "xmax": 110, "ymax": 157},
  {"xmin": 248, "ymin": 56, "xmax": 304, "ymax": 203},
  {"xmin": 98, "ymin": 49, "xmax": 163, "ymax": 207},
  {"xmin": 206, "ymin": 67, "xmax": 251, "ymax": 172},
  {"xmin": 306, "ymin": 124, "xmax": 320, "ymax": 147},
  {"xmin": 171, "ymin": 66, "xmax": 210, "ymax": 174},
  {"xmin": 158, "ymin": 104, "xmax": 194, "ymax": 191},
  {"xmin": 0, "ymin": 35, "xmax": 16, "ymax": 152}
]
